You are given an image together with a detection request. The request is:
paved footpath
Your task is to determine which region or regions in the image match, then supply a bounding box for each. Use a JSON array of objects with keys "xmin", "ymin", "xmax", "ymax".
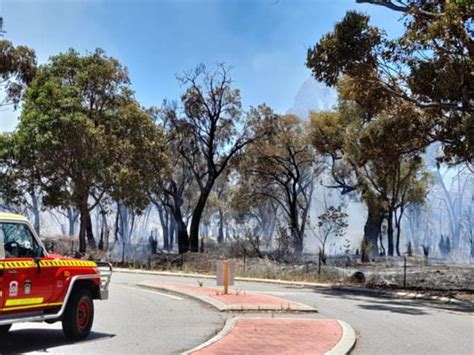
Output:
[{"xmin": 140, "ymin": 280, "xmax": 356, "ymax": 354}]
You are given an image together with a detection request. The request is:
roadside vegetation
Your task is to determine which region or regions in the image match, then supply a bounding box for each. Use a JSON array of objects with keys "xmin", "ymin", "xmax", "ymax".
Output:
[{"xmin": 0, "ymin": 1, "xmax": 473, "ymax": 292}]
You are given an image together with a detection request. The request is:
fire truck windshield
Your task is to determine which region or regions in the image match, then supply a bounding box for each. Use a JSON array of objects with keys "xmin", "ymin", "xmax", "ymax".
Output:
[{"xmin": 0, "ymin": 222, "xmax": 43, "ymax": 258}]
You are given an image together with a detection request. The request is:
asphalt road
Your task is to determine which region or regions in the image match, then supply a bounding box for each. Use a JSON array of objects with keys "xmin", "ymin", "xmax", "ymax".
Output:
[{"xmin": 1, "ymin": 272, "xmax": 473, "ymax": 354}]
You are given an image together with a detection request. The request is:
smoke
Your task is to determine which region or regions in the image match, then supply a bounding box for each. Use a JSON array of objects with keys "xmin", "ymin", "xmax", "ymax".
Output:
[{"xmin": 286, "ymin": 77, "xmax": 337, "ymax": 119}]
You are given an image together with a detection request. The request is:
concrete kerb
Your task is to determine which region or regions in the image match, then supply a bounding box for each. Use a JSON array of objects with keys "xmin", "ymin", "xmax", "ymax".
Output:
[
  {"xmin": 182, "ymin": 317, "xmax": 356, "ymax": 355},
  {"xmin": 326, "ymin": 320, "xmax": 357, "ymax": 355},
  {"xmin": 138, "ymin": 281, "xmax": 317, "ymax": 312},
  {"xmin": 182, "ymin": 317, "xmax": 238, "ymax": 355},
  {"xmin": 116, "ymin": 267, "xmax": 332, "ymax": 288},
  {"xmin": 117, "ymin": 268, "xmax": 472, "ymax": 306}
]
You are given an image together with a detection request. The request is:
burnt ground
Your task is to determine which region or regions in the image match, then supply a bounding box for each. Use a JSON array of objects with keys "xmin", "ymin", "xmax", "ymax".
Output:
[
  {"xmin": 111, "ymin": 253, "xmax": 474, "ymax": 302},
  {"xmin": 41, "ymin": 236, "xmax": 473, "ymax": 302}
]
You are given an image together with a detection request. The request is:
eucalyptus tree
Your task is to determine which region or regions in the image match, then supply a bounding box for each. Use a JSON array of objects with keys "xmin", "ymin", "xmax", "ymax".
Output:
[
  {"xmin": 307, "ymin": 2, "xmax": 473, "ymax": 166},
  {"xmin": 149, "ymin": 104, "xmax": 198, "ymax": 254},
  {"xmin": 0, "ymin": 133, "xmax": 43, "ymax": 233},
  {"xmin": 242, "ymin": 110, "xmax": 321, "ymax": 253},
  {"xmin": 310, "ymin": 78, "xmax": 432, "ymax": 258},
  {"xmin": 0, "ymin": 29, "xmax": 38, "ymax": 227},
  {"xmin": 168, "ymin": 64, "xmax": 266, "ymax": 252},
  {"xmin": 15, "ymin": 49, "xmax": 167, "ymax": 252}
]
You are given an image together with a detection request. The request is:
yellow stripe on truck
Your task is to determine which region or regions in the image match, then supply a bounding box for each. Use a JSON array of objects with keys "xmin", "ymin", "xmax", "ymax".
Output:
[
  {"xmin": 0, "ymin": 302, "xmax": 63, "ymax": 312},
  {"xmin": 5, "ymin": 297, "xmax": 44, "ymax": 306},
  {"xmin": 0, "ymin": 260, "xmax": 97, "ymax": 269}
]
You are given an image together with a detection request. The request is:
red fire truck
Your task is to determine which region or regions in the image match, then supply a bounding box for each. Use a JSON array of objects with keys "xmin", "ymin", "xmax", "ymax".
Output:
[{"xmin": 0, "ymin": 213, "xmax": 112, "ymax": 340}]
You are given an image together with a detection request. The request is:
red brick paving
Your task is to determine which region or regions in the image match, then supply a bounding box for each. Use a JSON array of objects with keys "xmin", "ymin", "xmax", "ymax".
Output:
[
  {"xmin": 192, "ymin": 318, "xmax": 342, "ymax": 355},
  {"xmin": 150, "ymin": 281, "xmax": 303, "ymax": 308}
]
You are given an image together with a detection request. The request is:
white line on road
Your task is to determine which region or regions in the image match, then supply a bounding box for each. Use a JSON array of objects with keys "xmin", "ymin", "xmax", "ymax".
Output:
[
  {"xmin": 253, "ymin": 291, "xmax": 295, "ymax": 296},
  {"xmin": 116, "ymin": 285, "xmax": 184, "ymax": 301}
]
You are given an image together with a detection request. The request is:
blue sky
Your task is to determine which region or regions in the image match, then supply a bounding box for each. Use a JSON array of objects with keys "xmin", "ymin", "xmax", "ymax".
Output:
[{"xmin": 1, "ymin": 0, "xmax": 403, "ymax": 131}]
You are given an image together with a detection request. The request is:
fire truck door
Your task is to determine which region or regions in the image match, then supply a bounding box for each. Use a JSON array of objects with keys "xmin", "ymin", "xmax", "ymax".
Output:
[{"xmin": 0, "ymin": 223, "xmax": 55, "ymax": 312}]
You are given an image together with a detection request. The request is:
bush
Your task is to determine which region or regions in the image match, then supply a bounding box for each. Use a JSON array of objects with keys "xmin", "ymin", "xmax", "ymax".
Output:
[
  {"xmin": 274, "ymin": 224, "xmax": 292, "ymax": 259},
  {"xmin": 227, "ymin": 231, "xmax": 262, "ymax": 258},
  {"xmin": 42, "ymin": 236, "xmax": 76, "ymax": 256}
]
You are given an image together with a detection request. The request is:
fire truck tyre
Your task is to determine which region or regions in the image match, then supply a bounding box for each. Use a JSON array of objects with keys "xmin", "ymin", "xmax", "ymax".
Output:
[
  {"xmin": 0, "ymin": 324, "xmax": 12, "ymax": 336},
  {"xmin": 62, "ymin": 288, "xmax": 94, "ymax": 340}
]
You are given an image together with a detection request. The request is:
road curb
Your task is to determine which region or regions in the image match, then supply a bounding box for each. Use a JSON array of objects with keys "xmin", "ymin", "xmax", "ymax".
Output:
[
  {"xmin": 138, "ymin": 281, "xmax": 317, "ymax": 312},
  {"xmin": 117, "ymin": 268, "xmax": 473, "ymax": 307},
  {"xmin": 326, "ymin": 320, "xmax": 357, "ymax": 355},
  {"xmin": 183, "ymin": 317, "xmax": 356, "ymax": 355},
  {"xmin": 115, "ymin": 267, "xmax": 331, "ymax": 287},
  {"xmin": 183, "ymin": 317, "xmax": 238, "ymax": 355}
]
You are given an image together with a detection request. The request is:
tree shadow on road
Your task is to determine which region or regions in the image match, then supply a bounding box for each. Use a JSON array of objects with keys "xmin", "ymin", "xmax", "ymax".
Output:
[
  {"xmin": 0, "ymin": 329, "xmax": 115, "ymax": 354},
  {"xmin": 309, "ymin": 286, "xmax": 474, "ymax": 315},
  {"xmin": 357, "ymin": 303, "xmax": 428, "ymax": 315}
]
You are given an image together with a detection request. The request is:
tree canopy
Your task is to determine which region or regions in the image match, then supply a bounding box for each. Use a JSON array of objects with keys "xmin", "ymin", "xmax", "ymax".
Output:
[
  {"xmin": 0, "ymin": 39, "xmax": 37, "ymax": 107},
  {"xmin": 241, "ymin": 111, "xmax": 321, "ymax": 253},
  {"xmin": 11, "ymin": 49, "xmax": 167, "ymax": 252},
  {"xmin": 165, "ymin": 64, "xmax": 267, "ymax": 252},
  {"xmin": 310, "ymin": 77, "xmax": 432, "ymax": 258},
  {"xmin": 307, "ymin": 1, "xmax": 473, "ymax": 165}
]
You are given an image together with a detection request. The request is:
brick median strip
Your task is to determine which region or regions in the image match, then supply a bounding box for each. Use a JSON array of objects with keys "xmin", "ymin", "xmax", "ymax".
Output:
[
  {"xmin": 184, "ymin": 317, "xmax": 356, "ymax": 355},
  {"xmin": 138, "ymin": 281, "xmax": 317, "ymax": 312}
]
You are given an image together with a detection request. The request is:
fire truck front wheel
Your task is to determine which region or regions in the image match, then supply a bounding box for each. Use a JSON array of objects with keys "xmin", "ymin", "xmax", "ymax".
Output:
[
  {"xmin": 0, "ymin": 324, "xmax": 12, "ymax": 336},
  {"xmin": 62, "ymin": 288, "xmax": 94, "ymax": 340}
]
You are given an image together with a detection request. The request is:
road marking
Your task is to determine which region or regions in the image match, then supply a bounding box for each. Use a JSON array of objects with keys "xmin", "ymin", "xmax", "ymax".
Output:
[
  {"xmin": 116, "ymin": 285, "xmax": 184, "ymax": 301},
  {"xmin": 253, "ymin": 291, "xmax": 295, "ymax": 296}
]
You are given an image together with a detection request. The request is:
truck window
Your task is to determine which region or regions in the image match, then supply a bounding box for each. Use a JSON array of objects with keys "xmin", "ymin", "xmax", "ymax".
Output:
[{"xmin": 1, "ymin": 222, "xmax": 43, "ymax": 258}]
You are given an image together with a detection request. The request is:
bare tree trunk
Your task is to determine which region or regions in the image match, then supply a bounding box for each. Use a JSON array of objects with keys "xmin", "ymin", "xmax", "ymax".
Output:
[
  {"xmin": 114, "ymin": 203, "xmax": 120, "ymax": 244},
  {"xmin": 86, "ymin": 208, "xmax": 96, "ymax": 249},
  {"xmin": 395, "ymin": 207, "xmax": 404, "ymax": 257},
  {"xmin": 156, "ymin": 203, "xmax": 170, "ymax": 251},
  {"xmin": 363, "ymin": 202, "xmax": 383, "ymax": 261},
  {"xmin": 118, "ymin": 204, "xmax": 130, "ymax": 262},
  {"xmin": 99, "ymin": 225, "xmax": 104, "ymax": 251},
  {"xmin": 407, "ymin": 205, "xmax": 421, "ymax": 251},
  {"xmin": 289, "ymin": 191, "xmax": 303, "ymax": 254},
  {"xmin": 293, "ymin": 231, "xmax": 304, "ymax": 254},
  {"xmin": 175, "ymin": 210, "xmax": 189, "ymax": 254},
  {"xmin": 169, "ymin": 213, "xmax": 176, "ymax": 251},
  {"xmin": 49, "ymin": 211, "xmax": 66, "ymax": 235},
  {"xmin": 169, "ymin": 194, "xmax": 189, "ymax": 254},
  {"xmin": 379, "ymin": 231, "xmax": 386, "ymax": 256},
  {"xmin": 30, "ymin": 191, "xmax": 41, "ymax": 235},
  {"xmin": 105, "ymin": 226, "xmax": 110, "ymax": 251},
  {"xmin": 217, "ymin": 209, "xmax": 224, "ymax": 244},
  {"xmin": 189, "ymin": 187, "xmax": 212, "ymax": 252},
  {"xmin": 163, "ymin": 209, "xmax": 170, "ymax": 251},
  {"xmin": 435, "ymin": 169, "xmax": 465, "ymax": 250},
  {"xmin": 79, "ymin": 202, "xmax": 88, "ymax": 253},
  {"xmin": 98, "ymin": 211, "xmax": 108, "ymax": 251},
  {"xmin": 67, "ymin": 207, "xmax": 79, "ymax": 236},
  {"xmin": 387, "ymin": 211, "xmax": 394, "ymax": 256}
]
